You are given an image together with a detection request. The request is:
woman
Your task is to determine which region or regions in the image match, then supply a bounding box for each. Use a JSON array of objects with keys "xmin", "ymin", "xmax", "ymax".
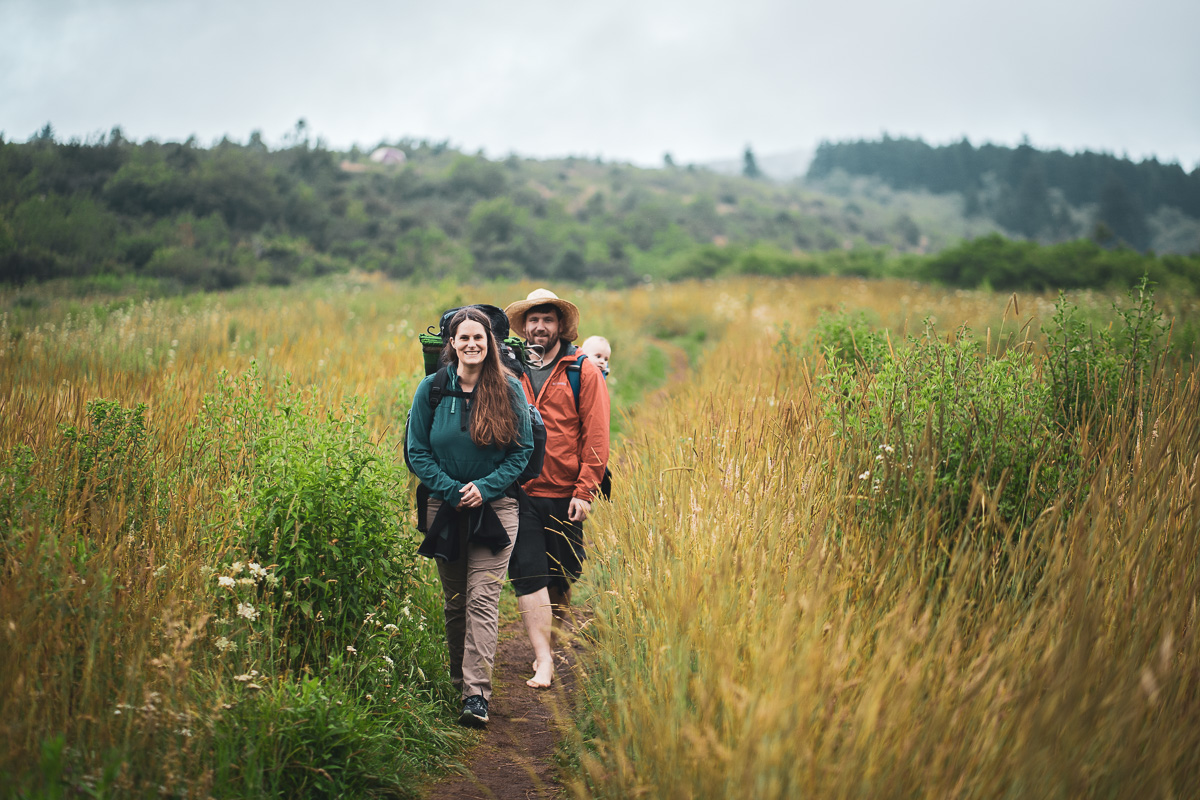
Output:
[{"xmin": 406, "ymin": 307, "xmax": 533, "ymax": 728}]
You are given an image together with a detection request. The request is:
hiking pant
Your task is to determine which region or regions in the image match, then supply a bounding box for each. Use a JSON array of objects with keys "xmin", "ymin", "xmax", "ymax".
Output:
[{"xmin": 428, "ymin": 496, "xmax": 519, "ymax": 701}]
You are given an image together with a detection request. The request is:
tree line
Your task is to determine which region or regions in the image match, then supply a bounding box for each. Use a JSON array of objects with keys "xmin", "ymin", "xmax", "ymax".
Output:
[{"xmin": 806, "ymin": 135, "xmax": 1200, "ymax": 251}]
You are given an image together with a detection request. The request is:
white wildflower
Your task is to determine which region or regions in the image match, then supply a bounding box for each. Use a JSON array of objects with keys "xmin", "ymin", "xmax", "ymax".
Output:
[
  {"xmin": 383, "ymin": 623, "xmax": 398, "ymax": 632},
  {"xmin": 215, "ymin": 636, "xmax": 236, "ymax": 653},
  {"xmin": 236, "ymin": 603, "xmax": 259, "ymax": 621},
  {"xmin": 381, "ymin": 655, "xmax": 394, "ymax": 666},
  {"xmin": 230, "ymin": 561, "xmax": 245, "ymax": 576},
  {"xmin": 859, "ymin": 470, "xmax": 871, "ymax": 480},
  {"xmin": 237, "ymin": 577, "xmax": 256, "ymax": 587},
  {"xmin": 218, "ymin": 576, "xmax": 235, "ymax": 589},
  {"xmin": 346, "ymin": 645, "xmax": 357, "ymax": 655},
  {"xmin": 233, "ymin": 674, "xmax": 253, "ymax": 682},
  {"xmin": 248, "ymin": 562, "xmax": 267, "ymax": 579}
]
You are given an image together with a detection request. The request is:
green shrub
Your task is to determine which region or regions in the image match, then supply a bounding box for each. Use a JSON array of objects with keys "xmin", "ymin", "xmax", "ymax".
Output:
[
  {"xmin": 210, "ymin": 669, "xmax": 456, "ymax": 799},
  {"xmin": 192, "ymin": 365, "xmax": 417, "ymax": 662},
  {"xmin": 57, "ymin": 399, "xmax": 157, "ymax": 537},
  {"xmin": 1045, "ymin": 276, "xmax": 1169, "ymax": 428},
  {"xmin": 821, "ymin": 322, "xmax": 1067, "ymax": 540},
  {"xmin": 0, "ymin": 445, "xmax": 51, "ymax": 544},
  {"xmin": 803, "ymin": 309, "xmax": 888, "ymax": 371}
]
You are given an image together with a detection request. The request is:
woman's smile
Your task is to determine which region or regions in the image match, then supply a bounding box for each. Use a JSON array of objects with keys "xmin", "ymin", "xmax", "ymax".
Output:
[{"xmin": 453, "ymin": 320, "xmax": 489, "ymax": 365}]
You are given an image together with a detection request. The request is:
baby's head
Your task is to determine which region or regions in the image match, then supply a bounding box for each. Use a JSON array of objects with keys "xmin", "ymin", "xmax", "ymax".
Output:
[{"xmin": 580, "ymin": 335, "xmax": 611, "ymax": 377}]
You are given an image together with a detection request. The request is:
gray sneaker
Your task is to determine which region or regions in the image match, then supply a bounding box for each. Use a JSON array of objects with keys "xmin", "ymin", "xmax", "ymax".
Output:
[{"xmin": 459, "ymin": 695, "xmax": 488, "ymax": 727}]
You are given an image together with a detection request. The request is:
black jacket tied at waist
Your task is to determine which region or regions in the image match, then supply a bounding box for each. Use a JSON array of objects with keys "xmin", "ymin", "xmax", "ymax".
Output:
[{"xmin": 417, "ymin": 499, "xmax": 511, "ymax": 561}]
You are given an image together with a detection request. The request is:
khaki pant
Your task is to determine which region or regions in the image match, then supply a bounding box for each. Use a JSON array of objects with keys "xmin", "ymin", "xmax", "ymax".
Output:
[{"xmin": 428, "ymin": 496, "xmax": 518, "ymax": 701}]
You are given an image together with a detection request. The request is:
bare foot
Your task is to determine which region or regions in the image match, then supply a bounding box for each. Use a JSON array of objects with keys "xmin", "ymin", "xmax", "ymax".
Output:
[{"xmin": 526, "ymin": 658, "xmax": 553, "ymax": 689}]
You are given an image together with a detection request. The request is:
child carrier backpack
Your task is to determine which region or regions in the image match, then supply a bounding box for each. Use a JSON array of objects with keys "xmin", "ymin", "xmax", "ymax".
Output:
[{"xmin": 565, "ymin": 352, "xmax": 613, "ymax": 501}]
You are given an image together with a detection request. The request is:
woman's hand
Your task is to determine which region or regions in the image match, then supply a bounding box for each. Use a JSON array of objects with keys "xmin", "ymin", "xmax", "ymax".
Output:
[{"xmin": 458, "ymin": 482, "xmax": 483, "ymax": 509}]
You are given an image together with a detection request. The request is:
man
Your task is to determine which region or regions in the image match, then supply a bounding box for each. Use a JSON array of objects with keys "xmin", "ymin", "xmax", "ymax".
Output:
[{"xmin": 504, "ymin": 288, "xmax": 610, "ymax": 689}]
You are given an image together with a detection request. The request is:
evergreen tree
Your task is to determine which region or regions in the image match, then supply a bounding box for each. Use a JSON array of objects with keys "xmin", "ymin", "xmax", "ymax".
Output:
[
  {"xmin": 997, "ymin": 162, "xmax": 1053, "ymax": 239},
  {"xmin": 743, "ymin": 145, "xmax": 762, "ymax": 179},
  {"xmin": 1098, "ymin": 176, "xmax": 1150, "ymax": 250}
]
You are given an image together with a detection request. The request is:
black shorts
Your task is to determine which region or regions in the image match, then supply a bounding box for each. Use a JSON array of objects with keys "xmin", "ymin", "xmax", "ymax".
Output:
[{"xmin": 508, "ymin": 493, "xmax": 585, "ymax": 597}]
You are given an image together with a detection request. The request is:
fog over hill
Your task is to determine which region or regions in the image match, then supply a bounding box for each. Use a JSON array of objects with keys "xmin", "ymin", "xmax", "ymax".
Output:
[{"xmin": 701, "ymin": 147, "xmax": 816, "ymax": 181}]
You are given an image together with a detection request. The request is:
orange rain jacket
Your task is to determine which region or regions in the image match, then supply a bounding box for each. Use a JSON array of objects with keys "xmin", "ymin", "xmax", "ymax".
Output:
[{"xmin": 518, "ymin": 343, "xmax": 610, "ymax": 502}]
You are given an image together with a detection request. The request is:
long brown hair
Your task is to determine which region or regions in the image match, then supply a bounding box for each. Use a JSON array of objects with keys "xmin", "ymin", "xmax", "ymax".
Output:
[{"xmin": 443, "ymin": 307, "xmax": 519, "ymax": 447}]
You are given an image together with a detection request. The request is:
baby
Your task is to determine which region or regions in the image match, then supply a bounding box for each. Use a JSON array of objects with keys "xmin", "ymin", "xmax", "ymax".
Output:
[{"xmin": 580, "ymin": 335, "xmax": 611, "ymax": 379}]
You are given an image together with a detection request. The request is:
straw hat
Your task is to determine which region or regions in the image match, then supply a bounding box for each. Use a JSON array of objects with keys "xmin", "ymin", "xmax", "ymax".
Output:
[{"xmin": 504, "ymin": 288, "xmax": 580, "ymax": 342}]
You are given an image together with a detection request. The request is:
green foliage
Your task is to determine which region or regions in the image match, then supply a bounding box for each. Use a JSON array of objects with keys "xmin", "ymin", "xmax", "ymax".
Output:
[
  {"xmin": 812, "ymin": 284, "xmax": 1175, "ymax": 580},
  {"xmin": 924, "ymin": 234, "xmax": 1200, "ymax": 293},
  {"xmin": 210, "ymin": 668, "xmax": 457, "ymax": 799},
  {"xmin": 1045, "ymin": 275, "xmax": 1169, "ymax": 428},
  {"xmin": 0, "ymin": 445, "xmax": 51, "ymax": 540},
  {"xmin": 57, "ymin": 399, "xmax": 156, "ymax": 535},
  {"xmin": 389, "ymin": 226, "xmax": 472, "ymax": 280},
  {"xmin": 804, "ymin": 309, "xmax": 888, "ymax": 370},
  {"xmin": 820, "ymin": 321, "xmax": 1066, "ymax": 542},
  {"xmin": 192, "ymin": 365, "xmax": 416, "ymax": 660},
  {"xmin": 446, "ymin": 155, "xmax": 509, "ymax": 198}
]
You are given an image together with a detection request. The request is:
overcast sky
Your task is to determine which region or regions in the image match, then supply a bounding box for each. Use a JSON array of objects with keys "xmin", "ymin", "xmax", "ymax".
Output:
[{"xmin": 3, "ymin": 0, "xmax": 1198, "ymax": 170}]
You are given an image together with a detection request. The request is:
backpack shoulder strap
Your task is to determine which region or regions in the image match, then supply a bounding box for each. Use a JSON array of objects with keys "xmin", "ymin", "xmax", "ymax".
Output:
[
  {"xmin": 429, "ymin": 365, "xmax": 472, "ymax": 410},
  {"xmin": 429, "ymin": 366, "xmax": 450, "ymax": 409},
  {"xmin": 565, "ymin": 352, "xmax": 588, "ymax": 412}
]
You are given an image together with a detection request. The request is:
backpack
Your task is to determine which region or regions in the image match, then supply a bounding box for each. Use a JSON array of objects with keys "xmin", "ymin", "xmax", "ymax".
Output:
[
  {"xmin": 564, "ymin": 352, "xmax": 613, "ymax": 501},
  {"xmin": 419, "ymin": 304, "xmax": 529, "ymax": 377}
]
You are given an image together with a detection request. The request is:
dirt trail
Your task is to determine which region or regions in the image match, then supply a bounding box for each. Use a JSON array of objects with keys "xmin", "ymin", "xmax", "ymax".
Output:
[{"xmin": 422, "ymin": 620, "xmax": 579, "ymax": 800}]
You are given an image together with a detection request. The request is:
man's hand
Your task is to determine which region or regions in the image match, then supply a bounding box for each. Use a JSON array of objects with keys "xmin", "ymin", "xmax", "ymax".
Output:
[
  {"xmin": 568, "ymin": 497, "xmax": 591, "ymax": 523},
  {"xmin": 458, "ymin": 482, "xmax": 482, "ymax": 509}
]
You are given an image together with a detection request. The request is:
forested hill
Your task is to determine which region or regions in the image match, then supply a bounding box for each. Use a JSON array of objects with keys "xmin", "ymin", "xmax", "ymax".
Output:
[
  {"xmin": 2, "ymin": 127, "xmax": 1198, "ymax": 295},
  {"xmin": 807, "ymin": 137, "xmax": 1200, "ymax": 251},
  {"xmin": 3, "ymin": 127, "xmax": 982, "ymax": 292}
]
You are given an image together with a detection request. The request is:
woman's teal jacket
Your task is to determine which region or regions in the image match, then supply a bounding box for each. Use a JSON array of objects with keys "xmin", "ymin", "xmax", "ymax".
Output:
[{"xmin": 405, "ymin": 366, "xmax": 533, "ymax": 508}]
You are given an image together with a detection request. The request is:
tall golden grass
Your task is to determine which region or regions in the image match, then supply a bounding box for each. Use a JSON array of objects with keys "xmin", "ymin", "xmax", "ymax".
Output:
[
  {"xmin": 3, "ymin": 274, "xmax": 1195, "ymax": 795},
  {"xmin": 0, "ymin": 274, "xmax": 727, "ymax": 791},
  {"xmin": 573, "ymin": 278, "xmax": 1199, "ymax": 798}
]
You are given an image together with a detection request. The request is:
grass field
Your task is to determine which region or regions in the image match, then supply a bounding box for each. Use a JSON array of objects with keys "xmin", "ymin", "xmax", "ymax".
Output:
[{"xmin": 2, "ymin": 274, "xmax": 1197, "ymax": 798}]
